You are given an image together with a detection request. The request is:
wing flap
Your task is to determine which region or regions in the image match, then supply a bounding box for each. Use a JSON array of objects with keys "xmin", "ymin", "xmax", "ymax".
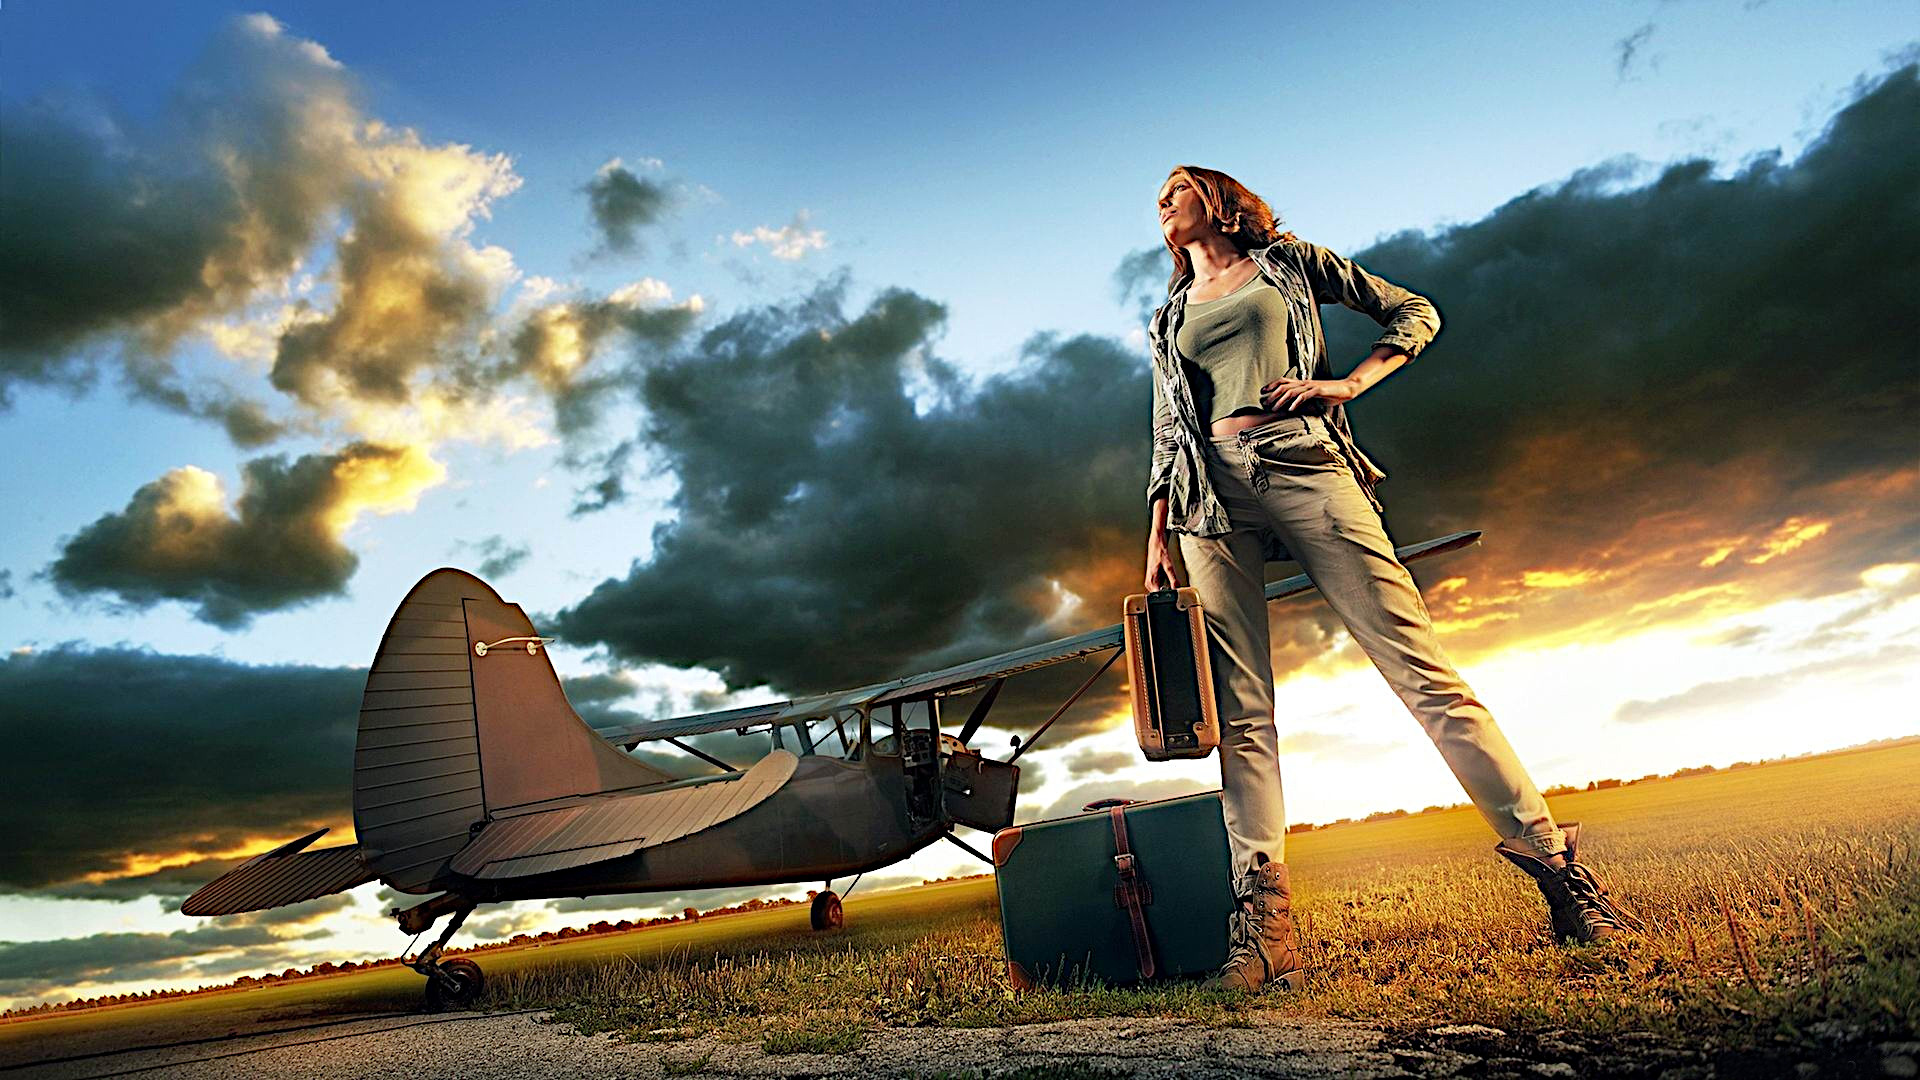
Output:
[
  {"xmin": 181, "ymin": 830, "xmax": 375, "ymax": 916},
  {"xmin": 449, "ymin": 750, "xmax": 799, "ymax": 880}
]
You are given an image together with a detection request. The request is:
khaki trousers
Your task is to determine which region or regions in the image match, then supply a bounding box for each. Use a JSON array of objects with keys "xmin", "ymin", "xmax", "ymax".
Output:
[{"xmin": 1174, "ymin": 414, "xmax": 1565, "ymax": 890}]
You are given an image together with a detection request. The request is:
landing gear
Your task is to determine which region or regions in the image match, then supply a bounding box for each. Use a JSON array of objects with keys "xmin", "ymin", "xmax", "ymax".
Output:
[
  {"xmin": 810, "ymin": 889, "xmax": 843, "ymax": 931},
  {"xmin": 394, "ymin": 894, "xmax": 482, "ymax": 1011},
  {"xmin": 424, "ymin": 957, "xmax": 485, "ymax": 1011}
]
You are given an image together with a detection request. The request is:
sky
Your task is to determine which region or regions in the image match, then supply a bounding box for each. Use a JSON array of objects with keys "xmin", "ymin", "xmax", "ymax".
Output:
[{"xmin": 1, "ymin": 1, "xmax": 1916, "ymax": 1011}]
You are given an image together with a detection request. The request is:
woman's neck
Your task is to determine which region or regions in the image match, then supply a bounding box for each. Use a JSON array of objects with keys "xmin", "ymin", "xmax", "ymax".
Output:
[{"xmin": 1183, "ymin": 235, "xmax": 1247, "ymax": 283}]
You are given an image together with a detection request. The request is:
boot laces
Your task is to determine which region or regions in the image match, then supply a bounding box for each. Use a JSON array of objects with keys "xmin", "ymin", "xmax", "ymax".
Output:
[
  {"xmin": 1563, "ymin": 861, "xmax": 1638, "ymax": 930},
  {"xmin": 1219, "ymin": 906, "xmax": 1266, "ymax": 976}
]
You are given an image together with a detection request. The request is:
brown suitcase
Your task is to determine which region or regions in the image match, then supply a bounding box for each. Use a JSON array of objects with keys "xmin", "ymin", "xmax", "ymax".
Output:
[{"xmin": 1122, "ymin": 587, "xmax": 1219, "ymax": 760}]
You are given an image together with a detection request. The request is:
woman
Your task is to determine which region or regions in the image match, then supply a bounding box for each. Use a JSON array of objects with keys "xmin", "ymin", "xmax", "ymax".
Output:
[{"xmin": 1142, "ymin": 166, "xmax": 1631, "ymax": 994}]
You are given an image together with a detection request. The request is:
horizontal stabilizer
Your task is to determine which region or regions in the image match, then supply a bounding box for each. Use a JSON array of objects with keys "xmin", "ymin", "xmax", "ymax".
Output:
[
  {"xmin": 181, "ymin": 829, "xmax": 375, "ymax": 916},
  {"xmin": 449, "ymin": 750, "xmax": 799, "ymax": 879}
]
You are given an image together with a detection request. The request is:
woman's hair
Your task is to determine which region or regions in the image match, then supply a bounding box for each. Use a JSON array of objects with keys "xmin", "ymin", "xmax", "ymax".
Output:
[{"xmin": 1161, "ymin": 165, "xmax": 1295, "ymax": 293}]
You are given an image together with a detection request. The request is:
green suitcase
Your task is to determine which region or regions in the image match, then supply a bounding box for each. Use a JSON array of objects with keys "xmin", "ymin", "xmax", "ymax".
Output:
[{"xmin": 991, "ymin": 790, "xmax": 1235, "ymax": 988}]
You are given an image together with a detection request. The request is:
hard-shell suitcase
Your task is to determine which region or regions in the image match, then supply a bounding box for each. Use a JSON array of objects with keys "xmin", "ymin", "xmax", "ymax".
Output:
[
  {"xmin": 1122, "ymin": 587, "xmax": 1220, "ymax": 760},
  {"xmin": 992, "ymin": 790, "xmax": 1235, "ymax": 988}
]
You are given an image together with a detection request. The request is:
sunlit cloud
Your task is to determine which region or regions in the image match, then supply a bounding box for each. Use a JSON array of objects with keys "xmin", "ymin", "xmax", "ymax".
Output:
[{"xmin": 48, "ymin": 442, "xmax": 445, "ymax": 626}]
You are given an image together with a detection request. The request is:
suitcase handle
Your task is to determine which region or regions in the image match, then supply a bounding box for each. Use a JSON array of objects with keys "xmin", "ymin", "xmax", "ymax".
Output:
[{"xmin": 1082, "ymin": 797, "xmax": 1137, "ymax": 812}]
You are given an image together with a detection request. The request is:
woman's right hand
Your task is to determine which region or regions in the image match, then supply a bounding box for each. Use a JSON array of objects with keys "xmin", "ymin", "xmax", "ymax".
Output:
[{"xmin": 1144, "ymin": 525, "xmax": 1180, "ymax": 592}]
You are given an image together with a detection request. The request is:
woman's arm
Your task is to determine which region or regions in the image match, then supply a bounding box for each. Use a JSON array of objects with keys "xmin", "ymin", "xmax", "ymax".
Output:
[
  {"xmin": 1296, "ymin": 241, "xmax": 1441, "ymax": 360},
  {"xmin": 1344, "ymin": 345, "xmax": 1411, "ymax": 395},
  {"xmin": 1261, "ymin": 241, "xmax": 1436, "ymax": 411},
  {"xmin": 1263, "ymin": 344, "xmax": 1408, "ymax": 411}
]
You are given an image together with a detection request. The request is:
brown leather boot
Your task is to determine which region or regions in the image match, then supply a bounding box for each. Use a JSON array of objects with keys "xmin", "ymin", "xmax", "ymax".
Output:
[
  {"xmin": 1495, "ymin": 822, "xmax": 1636, "ymax": 944},
  {"xmin": 1202, "ymin": 861, "xmax": 1302, "ymax": 993}
]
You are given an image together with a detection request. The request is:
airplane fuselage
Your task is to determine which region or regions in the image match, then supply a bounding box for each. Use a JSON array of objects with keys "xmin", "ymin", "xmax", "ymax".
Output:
[{"xmin": 460, "ymin": 749, "xmax": 944, "ymax": 904}]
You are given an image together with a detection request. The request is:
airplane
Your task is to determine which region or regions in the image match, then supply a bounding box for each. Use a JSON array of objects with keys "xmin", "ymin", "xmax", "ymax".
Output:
[{"xmin": 181, "ymin": 530, "xmax": 1483, "ymax": 1009}]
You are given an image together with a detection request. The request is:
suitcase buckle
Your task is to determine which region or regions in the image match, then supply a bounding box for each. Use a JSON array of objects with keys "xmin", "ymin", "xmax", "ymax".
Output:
[{"xmin": 1114, "ymin": 852, "xmax": 1136, "ymax": 876}]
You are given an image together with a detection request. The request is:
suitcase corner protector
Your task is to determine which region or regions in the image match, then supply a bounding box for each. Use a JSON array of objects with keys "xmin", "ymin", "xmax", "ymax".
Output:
[
  {"xmin": 1007, "ymin": 959, "xmax": 1034, "ymax": 991},
  {"xmin": 991, "ymin": 826, "xmax": 1023, "ymax": 866}
]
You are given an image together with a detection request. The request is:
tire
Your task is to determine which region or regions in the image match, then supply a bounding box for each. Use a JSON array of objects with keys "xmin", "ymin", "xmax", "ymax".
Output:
[
  {"xmin": 810, "ymin": 890, "xmax": 843, "ymax": 931},
  {"xmin": 423, "ymin": 958, "xmax": 484, "ymax": 1012}
]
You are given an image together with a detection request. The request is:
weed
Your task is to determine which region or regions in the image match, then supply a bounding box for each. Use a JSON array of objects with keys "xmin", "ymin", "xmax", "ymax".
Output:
[
  {"xmin": 760, "ymin": 1013, "xmax": 864, "ymax": 1055},
  {"xmin": 661, "ymin": 1050, "xmax": 711, "ymax": 1076}
]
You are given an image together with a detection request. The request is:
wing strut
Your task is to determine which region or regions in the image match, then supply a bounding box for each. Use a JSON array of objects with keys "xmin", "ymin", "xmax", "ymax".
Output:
[
  {"xmin": 943, "ymin": 830, "xmax": 995, "ymax": 865},
  {"xmin": 1008, "ymin": 649, "xmax": 1120, "ymax": 763},
  {"xmin": 955, "ymin": 677, "xmax": 1006, "ymax": 747},
  {"xmin": 667, "ymin": 737, "xmax": 738, "ymax": 773}
]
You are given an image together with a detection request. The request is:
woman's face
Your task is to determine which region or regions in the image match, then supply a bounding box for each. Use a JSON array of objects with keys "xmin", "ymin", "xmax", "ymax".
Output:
[{"xmin": 1157, "ymin": 175, "xmax": 1210, "ymax": 246}]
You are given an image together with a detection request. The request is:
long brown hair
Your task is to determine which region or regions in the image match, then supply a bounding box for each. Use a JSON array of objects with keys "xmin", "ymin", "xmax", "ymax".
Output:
[{"xmin": 1161, "ymin": 165, "xmax": 1295, "ymax": 293}]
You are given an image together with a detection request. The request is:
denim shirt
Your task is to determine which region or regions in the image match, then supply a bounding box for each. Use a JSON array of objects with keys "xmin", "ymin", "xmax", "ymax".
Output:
[{"xmin": 1146, "ymin": 237, "xmax": 1441, "ymax": 562}]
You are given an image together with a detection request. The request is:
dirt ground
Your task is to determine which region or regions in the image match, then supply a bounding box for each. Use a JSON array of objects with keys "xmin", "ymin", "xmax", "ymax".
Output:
[{"xmin": 3, "ymin": 1004, "xmax": 1907, "ymax": 1079}]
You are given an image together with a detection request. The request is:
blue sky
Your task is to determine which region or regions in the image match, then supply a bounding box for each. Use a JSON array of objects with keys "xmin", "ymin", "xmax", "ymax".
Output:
[
  {"xmin": 4, "ymin": 0, "xmax": 1911, "ymax": 667},
  {"xmin": 1, "ymin": 2, "xmax": 1916, "ymax": 1009}
]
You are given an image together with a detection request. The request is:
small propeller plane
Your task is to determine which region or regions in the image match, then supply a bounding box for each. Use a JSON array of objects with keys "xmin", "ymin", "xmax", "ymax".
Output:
[{"xmin": 180, "ymin": 531, "xmax": 1482, "ymax": 1008}]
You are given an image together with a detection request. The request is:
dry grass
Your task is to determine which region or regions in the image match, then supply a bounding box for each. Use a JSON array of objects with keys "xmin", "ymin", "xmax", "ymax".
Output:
[{"xmin": 485, "ymin": 743, "xmax": 1920, "ymax": 1052}]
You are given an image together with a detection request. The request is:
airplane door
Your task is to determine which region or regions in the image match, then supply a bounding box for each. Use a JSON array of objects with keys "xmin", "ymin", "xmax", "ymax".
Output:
[
  {"xmin": 941, "ymin": 747, "xmax": 1019, "ymax": 832},
  {"xmin": 895, "ymin": 699, "xmax": 941, "ymax": 826}
]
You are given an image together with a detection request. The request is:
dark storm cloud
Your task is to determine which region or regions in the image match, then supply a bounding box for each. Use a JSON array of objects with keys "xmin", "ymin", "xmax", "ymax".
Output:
[
  {"xmin": 584, "ymin": 161, "xmax": 674, "ymax": 255},
  {"xmin": 48, "ymin": 441, "xmax": 440, "ymax": 628},
  {"xmin": 0, "ymin": 642, "xmax": 732, "ymax": 897},
  {"xmin": 0, "ymin": 925, "xmax": 281, "ymax": 983},
  {"xmin": 0, "ymin": 16, "xmax": 356, "ymax": 421},
  {"xmin": 0, "ymin": 645, "xmax": 362, "ymax": 893},
  {"xmin": 1120, "ymin": 62, "xmax": 1920, "ymax": 680},
  {"xmin": 1286, "ymin": 62, "xmax": 1920, "ymax": 663},
  {"xmin": 506, "ymin": 291, "xmax": 701, "ymax": 439},
  {"xmin": 0, "ymin": 15, "xmax": 537, "ymax": 445},
  {"xmin": 552, "ymin": 62, "xmax": 1919, "ymax": 744},
  {"xmin": 553, "ymin": 283, "xmax": 1148, "ymax": 716}
]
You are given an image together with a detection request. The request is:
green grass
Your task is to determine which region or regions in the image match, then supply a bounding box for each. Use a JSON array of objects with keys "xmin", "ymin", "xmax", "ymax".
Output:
[
  {"xmin": 487, "ymin": 741, "xmax": 1920, "ymax": 1051},
  {"xmin": 6, "ymin": 741, "xmax": 1915, "ymax": 1061}
]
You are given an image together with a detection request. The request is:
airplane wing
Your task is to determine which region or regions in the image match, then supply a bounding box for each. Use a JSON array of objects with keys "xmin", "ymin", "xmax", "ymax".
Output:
[
  {"xmin": 447, "ymin": 750, "xmax": 798, "ymax": 879},
  {"xmin": 597, "ymin": 530, "xmax": 1481, "ymax": 749}
]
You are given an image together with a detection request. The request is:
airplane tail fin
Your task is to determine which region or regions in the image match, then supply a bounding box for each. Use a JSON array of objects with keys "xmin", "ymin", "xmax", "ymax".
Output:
[{"xmin": 352, "ymin": 569, "xmax": 671, "ymax": 893}]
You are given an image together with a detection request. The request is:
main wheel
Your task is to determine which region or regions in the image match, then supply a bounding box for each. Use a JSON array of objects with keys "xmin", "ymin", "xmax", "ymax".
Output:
[
  {"xmin": 423, "ymin": 957, "xmax": 484, "ymax": 1012},
  {"xmin": 810, "ymin": 890, "xmax": 843, "ymax": 931}
]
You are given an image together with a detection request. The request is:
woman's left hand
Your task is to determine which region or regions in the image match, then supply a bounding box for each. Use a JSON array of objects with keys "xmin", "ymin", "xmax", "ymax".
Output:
[{"xmin": 1261, "ymin": 376, "xmax": 1362, "ymax": 412}]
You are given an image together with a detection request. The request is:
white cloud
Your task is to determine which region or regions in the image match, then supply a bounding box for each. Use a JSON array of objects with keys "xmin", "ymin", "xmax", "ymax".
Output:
[{"xmin": 729, "ymin": 210, "xmax": 828, "ymax": 261}]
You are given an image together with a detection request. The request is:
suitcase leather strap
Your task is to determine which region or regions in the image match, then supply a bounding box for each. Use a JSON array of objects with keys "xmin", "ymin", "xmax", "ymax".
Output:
[{"xmin": 1108, "ymin": 806, "xmax": 1157, "ymax": 979}]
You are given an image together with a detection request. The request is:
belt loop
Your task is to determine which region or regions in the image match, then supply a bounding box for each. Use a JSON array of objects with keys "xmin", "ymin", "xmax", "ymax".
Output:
[{"xmin": 1235, "ymin": 429, "xmax": 1268, "ymax": 494}]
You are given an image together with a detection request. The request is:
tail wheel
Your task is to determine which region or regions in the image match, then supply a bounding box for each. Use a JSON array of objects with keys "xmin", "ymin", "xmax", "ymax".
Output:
[
  {"xmin": 423, "ymin": 957, "xmax": 484, "ymax": 1012},
  {"xmin": 810, "ymin": 890, "xmax": 843, "ymax": 931}
]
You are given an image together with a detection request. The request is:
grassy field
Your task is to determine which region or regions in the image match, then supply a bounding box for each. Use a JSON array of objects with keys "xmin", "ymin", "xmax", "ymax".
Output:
[
  {"xmin": 490, "ymin": 741, "xmax": 1920, "ymax": 1053},
  {"xmin": 5, "ymin": 741, "xmax": 1916, "ymax": 1060}
]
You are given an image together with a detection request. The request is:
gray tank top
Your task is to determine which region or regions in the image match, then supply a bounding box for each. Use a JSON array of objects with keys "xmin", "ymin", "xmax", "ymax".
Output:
[{"xmin": 1174, "ymin": 273, "xmax": 1292, "ymax": 426}]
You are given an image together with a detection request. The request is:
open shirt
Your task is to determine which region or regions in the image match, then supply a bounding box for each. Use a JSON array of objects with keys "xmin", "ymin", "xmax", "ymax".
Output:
[{"xmin": 1146, "ymin": 237, "xmax": 1442, "ymax": 562}]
